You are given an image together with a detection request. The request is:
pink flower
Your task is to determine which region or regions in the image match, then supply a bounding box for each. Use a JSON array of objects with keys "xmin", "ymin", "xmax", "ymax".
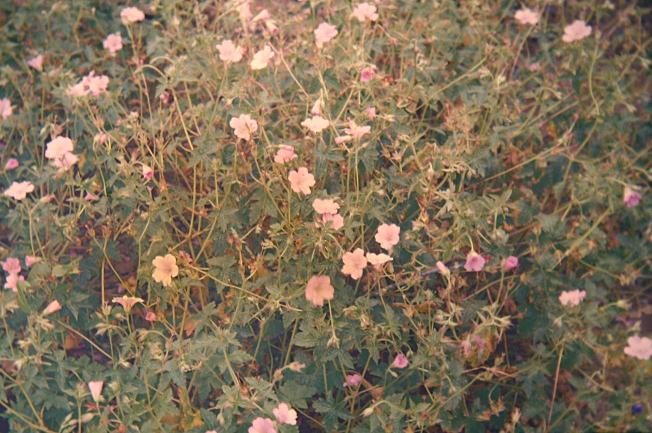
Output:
[
  {"xmin": 42, "ymin": 300, "xmax": 62, "ymax": 316},
  {"xmin": 436, "ymin": 261, "xmax": 450, "ymax": 276},
  {"xmin": 366, "ymin": 252, "xmax": 392, "ymax": 268},
  {"xmin": 464, "ymin": 251, "xmax": 485, "ymax": 272},
  {"xmin": 88, "ymin": 381, "xmax": 104, "ymax": 403},
  {"xmin": 112, "ymin": 295, "xmax": 144, "ymax": 312},
  {"xmin": 45, "ymin": 136, "xmax": 74, "ymax": 160},
  {"xmin": 121, "ymin": 6, "xmax": 145, "ymax": 24},
  {"xmin": 216, "ymin": 40, "xmax": 243, "ymax": 64},
  {"xmin": 320, "ymin": 213, "xmax": 344, "ymax": 230},
  {"xmin": 365, "ymin": 106, "xmax": 376, "ymax": 119},
  {"xmin": 250, "ymin": 45, "xmax": 274, "ymax": 70},
  {"xmin": 344, "ymin": 120, "xmax": 371, "ymax": 139},
  {"xmin": 248, "ymin": 417, "xmax": 276, "ymax": 433},
  {"xmin": 392, "ymin": 353, "xmax": 409, "ymax": 369},
  {"xmin": 375, "ymin": 224, "xmax": 400, "ymax": 251},
  {"xmin": 360, "ymin": 66, "xmax": 376, "ymax": 83},
  {"xmin": 305, "ymin": 275, "xmax": 334, "ymax": 307},
  {"xmin": 4, "ymin": 181, "xmax": 34, "ymax": 200},
  {"xmin": 85, "ymin": 193, "xmax": 99, "ymax": 201},
  {"xmin": 273, "ymin": 403, "xmax": 297, "ymax": 425},
  {"xmin": 503, "ymin": 256, "xmax": 519, "ymax": 271},
  {"xmin": 344, "ymin": 373, "xmax": 363, "ymax": 387},
  {"xmin": 0, "ymin": 98, "xmax": 13, "ymax": 120},
  {"xmin": 314, "ymin": 22, "xmax": 338, "ymax": 48},
  {"xmin": 25, "ymin": 256, "xmax": 40, "ymax": 267},
  {"xmin": 624, "ymin": 186, "xmax": 642, "ymax": 208},
  {"xmin": 624, "ymin": 336, "xmax": 652, "ymax": 361},
  {"xmin": 301, "ymin": 115, "xmax": 329, "ymax": 133},
  {"xmin": 288, "ymin": 167, "xmax": 315, "ymax": 195},
  {"xmin": 52, "ymin": 152, "xmax": 79, "ymax": 171},
  {"xmin": 562, "ymin": 20, "xmax": 592, "ymax": 43},
  {"xmin": 352, "ymin": 2, "xmax": 378, "ymax": 22},
  {"xmin": 142, "ymin": 164, "xmax": 154, "ymax": 181},
  {"xmin": 152, "ymin": 254, "xmax": 179, "ymax": 286},
  {"xmin": 145, "ymin": 310, "xmax": 157, "ymax": 322},
  {"xmin": 103, "ymin": 33, "xmax": 123, "ymax": 54},
  {"xmin": 514, "ymin": 8, "xmax": 540, "ymax": 26},
  {"xmin": 273, "ymin": 145, "xmax": 296, "ymax": 164},
  {"xmin": 5, "ymin": 158, "xmax": 20, "ymax": 171},
  {"xmin": 27, "ymin": 54, "xmax": 44, "ymax": 71},
  {"xmin": 310, "ymin": 97, "xmax": 324, "ymax": 115},
  {"xmin": 2, "ymin": 258, "xmax": 21, "ymax": 275},
  {"xmin": 341, "ymin": 248, "xmax": 367, "ymax": 280},
  {"xmin": 558, "ymin": 290, "xmax": 586, "ymax": 307},
  {"xmin": 312, "ymin": 198, "xmax": 339, "ymax": 215},
  {"xmin": 230, "ymin": 114, "xmax": 258, "ymax": 141},
  {"xmin": 4, "ymin": 158, "xmax": 19, "ymax": 171},
  {"xmin": 4, "ymin": 273, "xmax": 24, "ymax": 291},
  {"xmin": 67, "ymin": 72, "xmax": 110, "ymax": 97}
]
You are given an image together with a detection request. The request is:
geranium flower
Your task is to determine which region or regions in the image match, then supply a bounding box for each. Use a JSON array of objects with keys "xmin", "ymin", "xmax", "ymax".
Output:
[
  {"xmin": 2, "ymin": 258, "xmax": 21, "ymax": 275},
  {"xmin": 25, "ymin": 256, "xmax": 40, "ymax": 267},
  {"xmin": 216, "ymin": 40, "xmax": 243, "ymax": 64},
  {"xmin": 42, "ymin": 300, "xmax": 62, "ymax": 316},
  {"xmin": 341, "ymin": 248, "xmax": 367, "ymax": 280},
  {"xmin": 311, "ymin": 97, "xmax": 324, "ymax": 115},
  {"xmin": 51, "ymin": 152, "xmax": 79, "ymax": 171},
  {"xmin": 392, "ymin": 353, "xmax": 409, "ymax": 369},
  {"xmin": 5, "ymin": 158, "xmax": 19, "ymax": 170},
  {"xmin": 360, "ymin": 66, "xmax": 376, "ymax": 83},
  {"xmin": 624, "ymin": 336, "xmax": 652, "ymax": 360},
  {"xmin": 250, "ymin": 45, "xmax": 274, "ymax": 70},
  {"xmin": 27, "ymin": 54, "xmax": 44, "ymax": 71},
  {"xmin": 4, "ymin": 272, "xmax": 24, "ymax": 291},
  {"xmin": 464, "ymin": 251, "xmax": 485, "ymax": 272},
  {"xmin": 121, "ymin": 6, "xmax": 145, "ymax": 24},
  {"xmin": 344, "ymin": 373, "xmax": 363, "ymax": 387},
  {"xmin": 273, "ymin": 145, "xmax": 296, "ymax": 164},
  {"xmin": 558, "ymin": 290, "xmax": 586, "ymax": 306},
  {"xmin": 365, "ymin": 106, "xmax": 376, "ymax": 119},
  {"xmin": 230, "ymin": 114, "xmax": 258, "ymax": 141},
  {"xmin": 335, "ymin": 135, "xmax": 352, "ymax": 144},
  {"xmin": 248, "ymin": 417, "xmax": 276, "ymax": 433},
  {"xmin": 142, "ymin": 164, "xmax": 154, "ymax": 180},
  {"xmin": 152, "ymin": 254, "xmax": 179, "ymax": 287},
  {"xmin": 314, "ymin": 22, "xmax": 338, "ymax": 48},
  {"xmin": 305, "ymin": 275, "xmax": 334, "ymax": 307},
  {"xmin": 562, "ymin": 20, "xmax": 592, "ymax": 43},
  {"xmin": 375, "ymin": 224, "xmax": 400, "ymax": 251},
  {"xmin": 503, "ymin": 256, "xmax": 519, "ymax": 271},
  {"xmin": 273, "ymin": 403, "xmax": 297, "ymax": 425},
  {"xmin": 45, "ymin": 136, "xmax": 74, "ymax": 160},
  {"xmin": 103, "ymin": 33, "xmax": 123, "ymax": 54},
  {"xmin": 85, "ymin": 193, "xmax": 99, "ymax": 201},
  {"xmin": 0, "ymin": 98, "xmax": 13, "ymax": 120},
  {"xmin": 67, "ymin": 72, "xmax": 110, "ymax": 97},
  {"xmin": 288, "ymin": 167, "xmax": 315, "ymax": 195},
  {"xmin": 436, "ymin": 261, "xmax": 450, "ymax": 276},
  {"xmin": 320, "ymin": 213, "xmax": 344, "ymax": 230},
  {"xmin": 366, "ymin": 252, "xmax": 392, "ymax": 268},
  {"xmin": 344, "ymin": 120, "xmax": 371, "ymax": 139},
  {"xmin": 88, "ymin": 381, "xmax": 104, "ymax": 403},
  {"xmin": 112, "ymin": 295, "xmax": 144, "ymax": 311},
  {"xmin": 4, "ymin": 181, "xmax": 34, "ymax": 200},
  {"xmin": 623, "ymin": 186, "xmax": 641, "ymax": 208},
  {"xmin": 301, "ymin": 115, "xmax": 329, "ymax": 133},
  {"xmin": 312, "ymin": 198, "xmax": 339, "ymax": 215},
  {"xmin": 352, "ymin": 2, "xmax": 378, "ymax": 22},
  {"xmin": 514, "ymin": 8, "xmax": 540, "ymax": 26}
]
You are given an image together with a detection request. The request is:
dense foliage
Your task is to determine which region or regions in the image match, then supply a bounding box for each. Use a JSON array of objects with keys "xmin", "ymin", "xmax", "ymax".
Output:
[{"xmin": 1, "ymin": 1, "xmax": 651, "ymax": 432}]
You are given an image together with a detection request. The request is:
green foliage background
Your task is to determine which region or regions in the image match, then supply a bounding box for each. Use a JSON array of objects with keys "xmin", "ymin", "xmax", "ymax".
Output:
[{"xmin": 0, "ymin": 0, "xmax": 650, "ymax": 432}]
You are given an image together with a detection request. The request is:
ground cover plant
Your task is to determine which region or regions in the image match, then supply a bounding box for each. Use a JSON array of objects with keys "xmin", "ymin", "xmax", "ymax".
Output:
[{"xmin": 0, "ymin": 0, "xmax": 651, "ymax": 432}]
